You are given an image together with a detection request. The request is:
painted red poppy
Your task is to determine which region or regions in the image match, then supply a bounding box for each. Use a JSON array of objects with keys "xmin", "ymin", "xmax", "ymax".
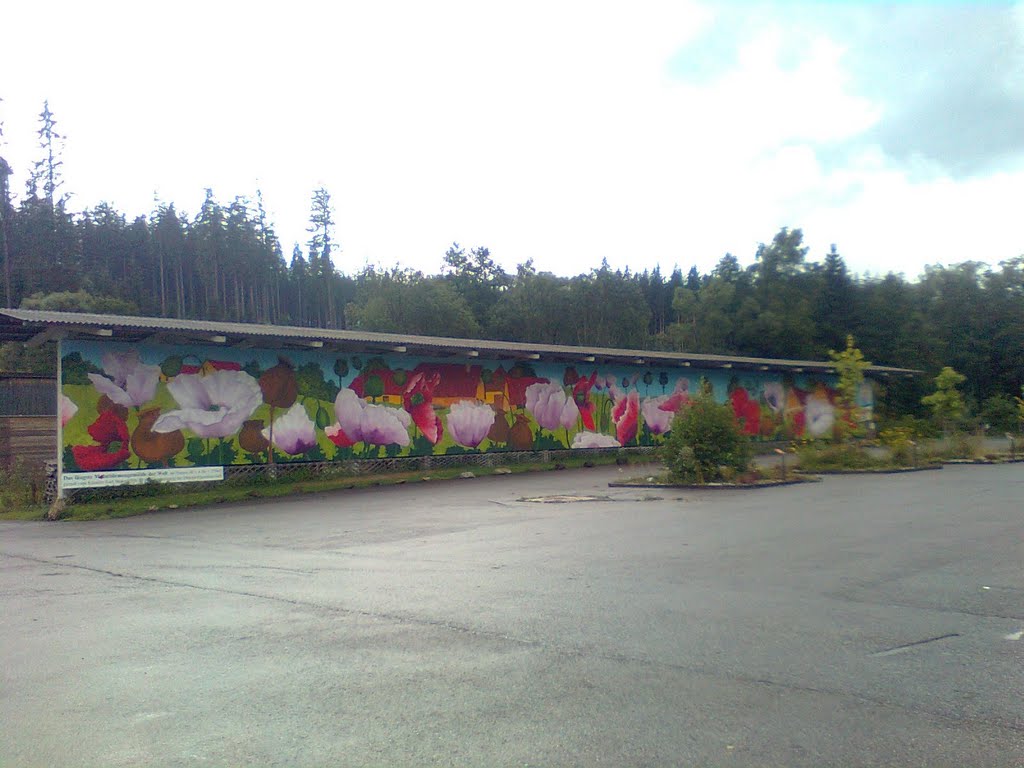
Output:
[
  {"xmin": 613, "ymin": 390, "xmax": 639, "ymax": 445},
  {"xmin": 730, "ymin": 388, "xmax": 762, "ymax": 436},
  {"xmin": 325, "ymin": 423, "xmax": 356, "ymax": 448},
  {"xmin": 572, "ymin": 371, "xmax": 598, "ymax": 430},
  {"xmin": 403, "ymin": 371, "xmax": 443, "ymax": 444},
  {"xmin": 72, "ymin": 411, "xmax": 131, "ymax": 471}
]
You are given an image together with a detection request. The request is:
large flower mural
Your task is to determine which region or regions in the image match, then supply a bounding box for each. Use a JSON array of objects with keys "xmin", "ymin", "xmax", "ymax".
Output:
[
  {"xmin": 61, "ymin": 339, "xmax": 862, "ymax": 482},
  {"xmin": 525, "ymin": 381, "xmax": 579, "ymax": 432},
  {"xmin": 334, "ymin": 388, "xmax": 411, "ymax": 447},
  {"xmin": 262, "ymin": 402, "xmax": 317, "ymax": 455},
  {"xmin": 447, "ymin": 400, "xmax": 494, "ymax": 448},
  {"xmin": 152, "ymin": 370, "xmax": 263, "ymax": 439},
  {"xmin": 72, "ymin": 411, "xmax": 130, "ymax": 471},
  {"xmin": 87, "ymin": 350, "xmax": 161, "ymax": 408}
]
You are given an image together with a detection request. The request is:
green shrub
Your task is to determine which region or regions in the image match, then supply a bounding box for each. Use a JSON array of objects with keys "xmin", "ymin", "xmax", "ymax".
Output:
[
  {"xmin": 879, "ymin": 427, "xmax": 916, "ymax": 466},
  {"xmin": 662, "ymin": 395, "xmax": 750, "ymax": 484},
  {"xmin": 795, "ymin": 442, "xmax": 886, "ymax": 471},
  {"xmin": 0, "ymin": 459, "xmax": 47, "ymax": 511},
  {"xmin": 875, "ymin": 413, "xmax": 938, "ymax": 439},
  {"xmin": 926, "ymin": 431, "xmax": 984, "ymax": 461},
  {"xmin": 980, "ymin": 394, "xmax": 1019, "ymax": 433}
]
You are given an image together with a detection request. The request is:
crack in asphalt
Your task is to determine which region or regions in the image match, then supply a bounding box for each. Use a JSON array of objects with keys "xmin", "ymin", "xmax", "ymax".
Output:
[
  {"xmin": 4, "ymin": 548, "xmax": 1022, "ymax": 737},
  {"xmin": 825, "ymin": 590, "xmax": 1024, "ymax": 621}
]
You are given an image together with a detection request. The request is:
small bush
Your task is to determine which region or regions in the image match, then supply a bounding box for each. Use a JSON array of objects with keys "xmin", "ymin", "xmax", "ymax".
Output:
[
  {"xmin": 879, "ymin": 427, "xmax": 916, "ymax": 466},
  {"xmin": 0, "ymin": 459, "xmax": 47, "ymax": 511},
  {"xmin": 662, "ymin": 395, "xmax": 751, "ymax": 484},
  {"xmin": 796, "ymin": 442, "xmax": 887, "ymax": 471},
  {"xmin": 875, "ymin": 413, "xmax": 938, "ymax": 440},
  {"xmin": 925, "ymin": 431, "xmax": 984, "ymax": 461},
  {"xmin": 980, "ymin": 394, "xmax": 1018, "ymax": 433}
]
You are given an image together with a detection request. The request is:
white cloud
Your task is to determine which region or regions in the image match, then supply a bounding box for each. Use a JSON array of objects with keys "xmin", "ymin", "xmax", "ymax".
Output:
[{"xmin": 1, "ymin": 0, "xmax": 1021, "ymax": 281}]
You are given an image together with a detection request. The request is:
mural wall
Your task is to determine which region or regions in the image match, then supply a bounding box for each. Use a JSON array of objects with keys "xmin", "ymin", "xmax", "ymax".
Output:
[{"xmin": 58, "ymin": 340, "xmax": 872, "ymax": 478}]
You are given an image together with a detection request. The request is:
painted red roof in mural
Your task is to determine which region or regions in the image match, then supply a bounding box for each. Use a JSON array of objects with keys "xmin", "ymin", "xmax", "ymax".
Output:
[
  {"xmin": 415, "ymin": 363, "xmax": 481, "ymax": 399},
  {"xmin": 506, "ymin": 375, "xmax": 549, "ymax": 407}
]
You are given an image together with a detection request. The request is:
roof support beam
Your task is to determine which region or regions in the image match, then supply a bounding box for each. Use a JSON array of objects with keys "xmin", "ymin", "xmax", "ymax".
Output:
[{"xmin": 27, "ymin": 326, "xmax": 67, "ymax": 348}]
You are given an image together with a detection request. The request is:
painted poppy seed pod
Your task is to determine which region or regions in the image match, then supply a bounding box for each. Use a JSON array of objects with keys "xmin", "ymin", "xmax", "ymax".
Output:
[
  {"xmin": 130, "ymin": 408, "xmax": 184, "ymax": 464},
  {"xmin": 96, "ymin": 394, "xmax": 130, "ymax": 422},
  {"xmin": 259, "ymin": 358, "xmax": 298, "ymax": 409},
  {"xmin": 239, "ymin": 419, "xmax": 271, "ymax": 454},
  {"xmin": 488, "ymin": 406, "xmax": 510, "ymax": 445},
  {"xmin": 508, "ymin": 413, "xmax": 534, "ymax": 450}
]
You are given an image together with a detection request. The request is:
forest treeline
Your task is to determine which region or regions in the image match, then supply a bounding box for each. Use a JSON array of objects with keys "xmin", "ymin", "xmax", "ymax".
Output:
[{"xmin": 2, "ymin": 101, "xmax": 1023, "ymax": 418}]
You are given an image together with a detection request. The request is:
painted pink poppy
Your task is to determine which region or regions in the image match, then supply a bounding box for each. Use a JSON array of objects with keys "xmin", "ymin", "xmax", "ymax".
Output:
[
  {"xmin": 262, "ymin": 402, "xmax": 317, "ymax": 455},
  {"xmin": 153, "ymin": 370, "xmax": 262, "ymax": 439},
  {"xmin": 446, "ymin": 400, "xmax": 494, "ymax": 448},
  {"xmin": 334, "ymin": 388, "xmax": 411, "ymax": 447},
  {"xmin": 641, "ymin": 379, "xmax": 690, "ymax": 435},
  {"xmin": 525, "ymin": 381, "xmax": 579, "ymax": 432},
  {"xmin": 59, "ymin": 394, "xmax": 78, "ymax": 428},
  {"xmin": 87, "ymin": 350, "xmax": 161, "ymax": 408}
]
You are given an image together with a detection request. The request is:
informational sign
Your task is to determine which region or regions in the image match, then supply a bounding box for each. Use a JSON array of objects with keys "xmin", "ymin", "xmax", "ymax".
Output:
[{"xmin": 62, "ymin": 466, "xmax": 225, "ymax": 490}]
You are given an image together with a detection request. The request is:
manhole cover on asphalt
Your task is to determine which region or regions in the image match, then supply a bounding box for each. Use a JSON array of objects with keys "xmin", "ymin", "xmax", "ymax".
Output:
[{"xmin": 520, "ymin": 495, "xmax": 611, "ymax": 503}]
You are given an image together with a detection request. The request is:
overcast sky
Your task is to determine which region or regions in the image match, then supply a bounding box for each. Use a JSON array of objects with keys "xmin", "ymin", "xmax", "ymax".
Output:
[{"xmin": 2, "ymin": 1, "xmax": 1022, "ymax": 280}]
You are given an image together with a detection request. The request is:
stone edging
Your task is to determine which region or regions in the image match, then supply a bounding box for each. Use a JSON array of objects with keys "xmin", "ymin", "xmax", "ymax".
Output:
[
  {"xmin": 608, "ymin": 477, "xmax": 819, "ymax": 490},
  {"xmin": 795, "ymin": 464, "xmax": 943, "ymax": 475}
]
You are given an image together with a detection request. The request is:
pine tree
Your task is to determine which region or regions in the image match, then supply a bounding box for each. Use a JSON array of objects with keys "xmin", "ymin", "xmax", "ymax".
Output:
[
  {"xmin": 307, "ymin": 187, "xmax": 337, "ymax": 327},
  {"xmin": 0, "ymin": 97, "xmax": 12, "ymax": 307},
  {"xmin": 33, "ymin": 100, "xmax": 66, "ymax": 208}
]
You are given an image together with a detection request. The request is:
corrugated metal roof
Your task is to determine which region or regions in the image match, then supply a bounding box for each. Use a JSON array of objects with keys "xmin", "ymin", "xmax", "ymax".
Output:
[{"xmin": 0, "ymin": 308, "xmax": 919, "ymax": 375}]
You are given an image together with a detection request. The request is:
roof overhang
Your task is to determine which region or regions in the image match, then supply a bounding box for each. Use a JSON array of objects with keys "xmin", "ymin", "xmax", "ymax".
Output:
[{"xmin": 0, "ymin": 309, "xmax": 920, "ymax": 377}]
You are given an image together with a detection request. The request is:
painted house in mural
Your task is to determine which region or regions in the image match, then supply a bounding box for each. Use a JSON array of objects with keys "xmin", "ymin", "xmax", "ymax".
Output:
[{"xmin": 0, "ymin": 309, "xmax": 915, "ymax": 494}]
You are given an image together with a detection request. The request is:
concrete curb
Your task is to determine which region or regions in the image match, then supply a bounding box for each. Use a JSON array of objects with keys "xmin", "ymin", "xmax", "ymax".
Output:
[
  {"xmin": 796, "ymin": 465, "xmax": 943, "ymax": 475},
  {"xmin": 609, "ymin": 477, "xmax": 819, "ymax": 490}
]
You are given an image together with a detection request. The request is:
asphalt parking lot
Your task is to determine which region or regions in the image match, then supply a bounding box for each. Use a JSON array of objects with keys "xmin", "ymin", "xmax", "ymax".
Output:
[{"xmin": 2, "ymin": 463, "xmax": 1023, "ymax": 767}]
